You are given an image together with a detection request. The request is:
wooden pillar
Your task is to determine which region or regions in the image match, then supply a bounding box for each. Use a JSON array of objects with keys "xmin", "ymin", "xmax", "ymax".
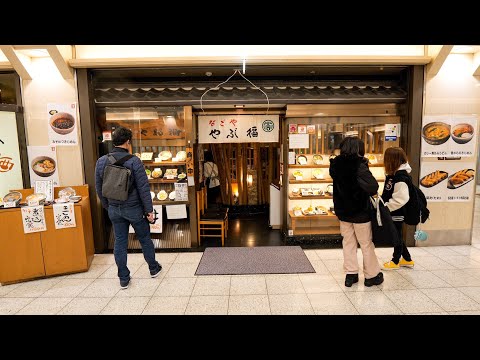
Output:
[{"xmin": 184, "ymin": 106, "xmax": 198, "ymax": 247}]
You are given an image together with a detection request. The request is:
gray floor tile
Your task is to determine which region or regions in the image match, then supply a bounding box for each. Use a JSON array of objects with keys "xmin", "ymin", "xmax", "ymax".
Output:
[
  {"xmin": 445, "ymin": 246, "xmax": 480, "ymax": 257},
  {"xmin": 154, "ymin": 277, "xmax": 197, "ymax": 297},
  {"xmin": 185, "ymin": 296, "xmax": 229, "ymax": 315},
  {"xmin": 99, "ymin": 263, "xmax": 142, "ymax": 279},
  {"xmin": 124, "ymin": 253, "xmax": 150, "ymax": 264},
  {"xmin": 266, "ymin": 275, "xmax": 305, "ymax": 294},
  {"xmin": 78, "ymin": 279, "xmax": 121, "ymax": 297},
  {"xmin": 228, "ymin": 295, "xmax": 271, "ymax": 315},
  {"xmin": 399, "ymin": 270, "xmax": 451, "ymax": 289},
  {"xmin": 100, "ymin": 296, "xmax": 150, "ymax": 315},
  {"xmin": 58, "ymin": 297, "xmax": 112, "ymax": 315},
  {"xmin": 307, "ymin": 292, "xmax": 358, "ymax": 315},
  {"xmin": 412, "ymin": 256, "xmax": 456, "ymax": 271},
  {"xmin": 192, "ymin": 276, "xmax": 230, "ymax": 296},
  {"xmin": 4, "ymin": 277, "xmax": 62, "ymax": 298},
  {"xmin": 430, "ymin": 269, "xmax": 480, "ymax": 287},
  {"xmin": 383, "ymin": 289, "xmax": 443, "ymax": 314},
  {"xmin": 41, "ymin": 279, "xmax": 94, "ymax": 298},
  {"xmin": 66, "ymin": 264, "xmax": 111, "ymax": 279},
  {"xmin": 230, "ymin": 276, "xmax": 267, "ymax": 295},
  {"xmin": 406, "ymin": 247, "xmax": 433, "ymax": 257},
  {"xmin": 0, "ymin": 283, "xmax": 21, "ymax": 297},
  {"xmin": 423, "ymin": 246, "xmax": 463, "ymax": 257},
  {"xmin": 17, "ymin": 297, "xmax": 73, "ymax": 315},
  {"xmin": 303, "ymin": 250, "xmax": 320, "ymax": 261},
  {"xmin": 421, "ymin": 288, "xmax": 480, "ymax": 312},
  {"xmin": 315, "ymin": 249, "xmax": 344, "ymax": 260},
  {"xmin": 269, "ymin": 294, "xmax": 314, "ymax": 315},
  {"xmin": 322, "ymin": 259, "xmax": 348, "ymax": 274},
  {"xmin": 309, "ymin": 260, "xmax": 331, "ymax": 275},
  {"xmin": 346, "ymin": 292, "xmax": 403, "ymax": 314},
  {"xmin": 377, "ymin": 271, "xmax": 416, "ymax": 291},
  {"xmin": 156, "ymin": 253, "xmax": 178, "ymax": 264},
  {"xmin": 457, "ymin": 287, "xmax": 480, "ymax": 304},
  {"xmin": 331, "ymin": 273, "xmax": 382, "ymax": 292},
  {"xmin": 142, "ymin": 296, "xmax": 189, "ymax": 315},
  {"xmin": 174, "ymin": 252, "xmax": 203, "ymax": 264},
  {"xmin": 91, "ymin": 254, "xmax": 116, "ymax": 265},
  {"xmin": 166, "ymin": 263, "xmax": 198, "ymax": 278},
  {"xmin": 0, "ymin": 298, "xmax": 33, "ymax": 315},
  {"xmin": 438, "ymin": 255, "xmax": 480, "ymax": 269},
  {"xmin": 116, "ymin": 278, "xmax": 161, "ymax": 297},
  {"xmin": 447, "ymin": 310, "xmax": 480, "ymax": 315},
  {"xmin": 299, "ymin": 274, "xmax": 343, "ymax": 293},
  {"xmin": 133, "ymin": 263, "xmax": 170, "ymax": 279}
]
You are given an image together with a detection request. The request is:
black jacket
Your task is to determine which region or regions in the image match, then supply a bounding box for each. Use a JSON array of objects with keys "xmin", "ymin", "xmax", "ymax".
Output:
[{"xmin": 329, "ymin": 155, "xmax": 379, "ymax": 223}]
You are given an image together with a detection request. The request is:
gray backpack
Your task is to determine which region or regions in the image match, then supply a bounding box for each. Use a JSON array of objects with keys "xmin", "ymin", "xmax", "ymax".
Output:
[{"xmin": 102, "ymin": 154, "xmax": 135, "ymax": 201}]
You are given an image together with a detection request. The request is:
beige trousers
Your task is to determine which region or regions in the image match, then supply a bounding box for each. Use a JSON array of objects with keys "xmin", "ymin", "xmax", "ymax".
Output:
[{"xmin": 340, "ymin": 221, "xmax": 380, "ymax": 279}]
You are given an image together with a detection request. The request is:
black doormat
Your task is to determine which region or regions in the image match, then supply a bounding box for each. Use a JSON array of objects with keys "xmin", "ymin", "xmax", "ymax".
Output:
[{"xmin": 195, "ymin": 246, "xmax": 315, "ymax": 275}]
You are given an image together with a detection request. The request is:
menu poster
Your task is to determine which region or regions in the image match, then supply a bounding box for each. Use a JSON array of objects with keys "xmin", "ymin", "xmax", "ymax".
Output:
[
  {"xmin": 289, "ymin": 134, "xmax": 309, "ymax": 149},
  {"xmin": 419, "ymin": 162, "xmax": 447, "ymax": 202},
  {"xmin": 27, "ymin": 146, "xmax": 60, "ymax": 187},
  {"xmin": 307, "ymin": 125, "xmax": 316, "ymax": 134},
  {"xmin": 444, "ymin": 162, "xmax": 476, "ymax": 202},
  {"xmin": 129, "ymin": 205, "xmax": 162, "ymax": 233},
  {"xmin": 166, "ymin": 204, "xmax": 187, "ymax": 219},
  {"xmin": 421, "ymin": 115, "xmax": 477, "ymax": 157},
  {"xmin": 174, "ymin": 182, "xmax": 188, "ymax": 201},
  {"xmin": 47, "ymin": 103, "xmax": 79, "ymax": 146},
  {"xmin": 0, "ymin": 112, "xmax": 24, "ymax": 200},
  {"xmin": 53, "ymin": 202, "xmax": 76, "ymax": 229},
  {"xmin": 35, "ymin": 180, "xmax": 54, "ymax": 202},
  {"xmin": 297, "ymin": 125, "xmax": 307, "ymax": 134},
  {"xmin": 21, "ymin": 205, "xmax": 47, "ymax": 233},
  {"xmin": 289, "ymin": 124, "xmax": 297, "ymax": 133}
]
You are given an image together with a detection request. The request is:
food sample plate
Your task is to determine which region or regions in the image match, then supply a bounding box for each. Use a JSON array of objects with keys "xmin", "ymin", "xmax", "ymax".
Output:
[
  {"xmin": 145, "ymin": 169, "xmax": 151, "ymax": 178},
  {"xmin": 447, "ymin": 169, "xmax": 475, "ymax": 189},
  {"xmin": 159, "ymin": 151, "xmax": 172, "ymax": 161},
  {"xmin": 366, "ymin": 154, "xmax": 377, "ymax": 164},
  {"xmin": 151, "ymin": 168, "xmax": 162, "ymax": 178},
  {"xmin": 169, "ymin": 191, "xmax": 176, "ymax": 200},
  {"xmin": 150, "ymin": 191, "xmax": 155, "ymax": 200},
  {"xmin": 312, "ymin": 169, "xmax": 324, "ymax": 179},
  {"xmin": 157, "ymin": 190, "xmax": 168, "ymax": 201},
  {"xmin": 178, "ymin": 173, "xmax": 186, "ymax": 180},
  {"xmin": 297, "ymin": 155, "xmax": 307, "ymax": 165},
  {"xmin": 420, "ymin": 170, "xmax": 448, "ymax": 188},
  {"xmin": 176, "ymin": 151, "xmax": 187, "ymax": 161},
  {"xmin": 312, "ymin": 154, "xmax": 323, "ymax": 165}
]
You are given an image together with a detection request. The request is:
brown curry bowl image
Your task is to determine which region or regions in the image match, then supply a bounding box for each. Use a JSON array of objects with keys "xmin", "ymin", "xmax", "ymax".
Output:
[
  {"xmin": 50, "ymin": 112, "xmax": 75, "ymax": 135},
  {"xmin": 31, "ymin": 156, "xmax": 56, "ymax": 177},
  {"xmin": 422, "ymin": 122, "xmax": 451, "ymax": 145}
]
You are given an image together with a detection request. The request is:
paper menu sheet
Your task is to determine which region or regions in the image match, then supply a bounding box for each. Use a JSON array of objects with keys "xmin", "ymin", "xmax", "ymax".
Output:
[
  {"xmin": 289, "ymin": 134, "xmax": 309, "ymax": 149},
  {"xmin": 166, "ymin": 204, "xmax": 187, "ymax": 219}
]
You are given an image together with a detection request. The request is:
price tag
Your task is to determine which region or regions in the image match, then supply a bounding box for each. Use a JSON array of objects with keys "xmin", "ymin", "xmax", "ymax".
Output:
[
  {"xmin": 294, "ymin": 175, "xmax": 303, "ymax": 181},
  {"xmin": 165, "ymin": 175, "xmax": 175, "ymax": 180},
  {"xmin": 140, "ymin": 152, "xmax": 154, "ymax": 161},
  {"xmin": 28, "ymin": 200, "xmax": 39, "ymax": 207},
  {"xmin": 4, "ymin": 201, "xmax": 16, "ymax": 208},
  {"xmin": 293, "ymin": 210, "xmax": 303, "ymax": 216}
]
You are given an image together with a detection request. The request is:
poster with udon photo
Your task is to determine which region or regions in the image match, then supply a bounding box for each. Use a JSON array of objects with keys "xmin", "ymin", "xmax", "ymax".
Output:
[
  {"xmin": 27, "ymin": 146, "xmax": 59, "ymax": 187},
  {"xmin": 47, "ymin": 103, "xmax": 79, "ymax": 146},
  {"xmin": 443, "ymin": 162, "xmax": 476, "ymax": 202},
  {"xmin": 129, "ymin": 205, "xmax": 163, "ymax": 233},
  {"xmin": 448, "ymin": 116, "xmax": 477, "ymax": 157},
  {"xmin": 419, "ymin": 162, "xmax": 447, "ymax": 202}
]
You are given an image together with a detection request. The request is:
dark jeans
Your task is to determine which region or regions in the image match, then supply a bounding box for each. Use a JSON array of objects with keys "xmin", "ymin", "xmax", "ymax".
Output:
[
  {"xmin": 108, "ymin": 204, "xmax": 160, "ymax": 282},
  {"xmin": 392, "ymin": 221, "xmax": 412, "ymax": 264}
]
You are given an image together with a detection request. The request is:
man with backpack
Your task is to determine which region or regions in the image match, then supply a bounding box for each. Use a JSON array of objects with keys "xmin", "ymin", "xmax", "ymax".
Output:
[{"xmin": 95, "ymin": 127, "xmax": 162, "ymax": 289}]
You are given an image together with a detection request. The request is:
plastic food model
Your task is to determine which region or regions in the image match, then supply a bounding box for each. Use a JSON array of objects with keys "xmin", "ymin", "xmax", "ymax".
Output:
[
  {"xmin": 178, "ymin": 173, "xmax": 186, "ymax": 180},
  {"xmin": 176, "ymin": 151, "xmax": 187, "ymax": 161},
  {"xmin": 293, "ymin": 170, "xmax": 303, "ymax": 178},
  {"xmin": 169, "ymin": 191, "xmax": 176, "ymax": 200},
  {"xmin": 312, "ymin": 169, "xmax": 324, "ymax": 179},
  {"xmin": 145, "ymin": 169, "xmax": 152, "ymax": 178},
  {"xmin": 297, "ymin": 155, "xmax": 307, "ymax": 165},
  {"xmin": 159, "ymin": 151, "xmax": 172, "ymax": 161},
  {"xmin": 151, "ymin": 169, "xmax": 162, "ymax": 178},
  {"xmin": 157, "ymin": 190, "xmax": 168, "ymax": 201},
  {"xmin": 312, "ymin": 154, "xmax": 323, "ymax": 165},
  {"xmin": 3, "ymin": 191, "xmax": 22, "ymax": 205},
  {"xmin": 26, "ymin": 193, "xmax": 46, "ymax": 204}
]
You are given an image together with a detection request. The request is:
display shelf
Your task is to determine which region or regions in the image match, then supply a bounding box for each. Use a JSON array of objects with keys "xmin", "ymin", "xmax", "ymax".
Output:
[
  {"xmin": 153, "ymin": 200, "xmax": 189, "ymax": 205},
  {"xmin": 289, "ymin": 210, "xmax": 337, "ymax": 219},
  {"xmin": 289, "ymin": 163, "xmax": 384, "ymax": 168},
  {"xmin": 289, "ymin": 195, "xmax": 333, "ymax": 200},
  {"xmin": 143, "ymin": 161, "xmax": 186, "ymax": 166},
  {"xmin": 292, "ymin": 226, "xmax": 340, "ymax": 235},
  {"xmin": 289, "ymin": 179, "xmax": 333, "ymax": 184},
  {"xmin": 148, "ymin": 179, "xmax": 179, "ymax": 184}
]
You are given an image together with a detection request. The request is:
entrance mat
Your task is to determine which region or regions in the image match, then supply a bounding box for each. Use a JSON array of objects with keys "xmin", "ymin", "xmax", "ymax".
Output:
[{"xmin": 195, "ymin": 246, "xmax": 315, "ymax": 275}]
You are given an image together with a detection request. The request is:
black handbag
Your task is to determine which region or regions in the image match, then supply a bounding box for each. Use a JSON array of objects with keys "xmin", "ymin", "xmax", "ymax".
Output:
[{"xmin": 369, "ymin": 196, "xmax": 401, "ymax": 247}]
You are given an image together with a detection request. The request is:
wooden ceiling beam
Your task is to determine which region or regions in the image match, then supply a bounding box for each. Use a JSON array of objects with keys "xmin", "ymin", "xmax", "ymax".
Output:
[
  {"xmin": 0, "ymin": 45, "xmax": 32, "ymax": 80},
  {"xmin": 45, "ymin": 45, "xmax": 74, "ymax": 80},
  {"xmin": 473, "ymin": 51, "xmax": 480, "ymax": 76},
  {"xmin": 426, "ymin": 45, "xmax": 454, "ymax": 77}
]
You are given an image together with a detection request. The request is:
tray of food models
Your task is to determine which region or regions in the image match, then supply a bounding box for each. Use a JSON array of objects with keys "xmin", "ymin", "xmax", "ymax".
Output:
[
  {"xmin": 301, "ymin": 188, "xmax": 324, "ymax": 196},
  {"xmin": 312, "ymin": 169, "xmax": 324, "ymax": 179},
  {"xmin": 302, "ymin": 205, "xmax": 328, "ymax": 215},
  {"xmin": 312, "ymin": 154, "xmax": 323, "ymax": 165},
  {"xmin": 296, "ymin": 155, "xmax": 307, "ymax": 165},
  {"xmin": 292, "ymin": 170, "xmax": 303, "ymax": 179},
  {"xmin": 447, "ymin": 169, "xmax": 475, "ymax": 189},
  {"xmin": 2, "ymin": 191, "xmax": 22, "ymax": 207},
  {"xmin": 420, "ymin": 170, "xmax": 448, "ymax": 188}
]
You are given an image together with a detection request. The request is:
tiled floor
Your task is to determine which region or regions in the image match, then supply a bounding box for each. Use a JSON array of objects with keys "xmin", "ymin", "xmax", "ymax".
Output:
[{"xmin": 3, "ymin": 245, "xmax": 480, "ymax": 315}]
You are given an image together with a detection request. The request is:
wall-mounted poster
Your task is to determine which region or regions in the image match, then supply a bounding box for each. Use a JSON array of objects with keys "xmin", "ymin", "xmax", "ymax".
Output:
[
  {"xmin": 297, "ymin": 125, "xmax": 307, "ymax": 134},
  {"xmin": 0, "ymin": 112, "xmax": 23, "ymax": 199},
  {"xmin": 27, "ymin": 146, "xmax": 59, "ymax": 187},
  {"xmin": 307, "ymin": 125, "xmax": 316, "ymax": 134},
  {"xmin": 47, "ymin": 103, "xmax": 79, "ymax": 146},
  {"xmin": 289, "ymin": 124, "xmax": 298, "ymax": 133},
  {"xmin": 420, "ymin": 161, "xmax": 476, "ymax": 202},
  {"xmin": 421, "ymin": 115, "xmax": 477, "ymax": 157}
]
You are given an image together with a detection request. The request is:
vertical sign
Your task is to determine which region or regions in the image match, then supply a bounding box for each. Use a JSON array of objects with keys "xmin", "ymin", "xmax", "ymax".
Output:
[
  {"xmin": 47, "ymin": 103, "xmax": 79, "ymax": 146},
  {"xmin": 35, "ymin": 180, "xmax": 54, "ymax": 202},
  {"xmin": 0, "ymin": 112, "xmax": 23, "ymax": 199},
  {"xmin": 186, "ymin": 146, "xmax": 194, "ymax": 187},
  {"xmin": 21, "ymin": 205, "xmax": 47, "ymax": 233},
  {"xmin": 385, "ymin": 124, "xmax": 398, "ymax": 141},
  {"xmin": 27, "ymin": 145, "xmax": 60, "ymax": 187},
  {"xmin": 174, "ymin": 182, "xmax": 189, "ymax": 201},
  {"xmin": 53, "ymin": 202, "xmax": 77, "ymax": 229}
]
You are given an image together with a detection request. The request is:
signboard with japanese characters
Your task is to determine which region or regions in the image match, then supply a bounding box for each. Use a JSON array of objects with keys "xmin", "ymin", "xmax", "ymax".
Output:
[
  {"xmin": 420, "ymin": 161, "xmax": 476, "ymax": 203},
  {"xmin": 35, "ymin": 180, "xmax": 54, "ymax": 202},
  {"xmin": 0, "ymin": 112, "xmax": 23, "ymax": 199},
  {"xmin": 198, "ymin": 115, "xmax": 279, "ymax": 143},
  {"xmin": 47, "ymin": 103, "xmax": 79, "ymax": 146},
  {"xmin": 53, "ymin": 202, "xmax": 77, "ymax": 229},
  {"xmin": 27, "ymin": 146, "xmax": 60, "ymax": 187},
  {"xmin": 174, "ymin": 182, "xmax": 188, "ymax": 201},
  {"xmin": 421, "ymin": 115, "xmax": 477, "ymax": 157},
  {"xmin": 385, "ymin": 124, "xmax": 399, "ymax": 141},
  {"xmin": 21, "ymin": 205, "xmax": 47, "ymax": 233}
]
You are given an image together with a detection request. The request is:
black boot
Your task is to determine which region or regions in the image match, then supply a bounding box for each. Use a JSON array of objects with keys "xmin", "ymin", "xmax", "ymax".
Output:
[
  {"xmin": 364, "ymin": 272, "xmax": 384, "ymax": 287},
  {"xmin": 345, "ymin": 274, "xmax": 359, "ymax": 287}
]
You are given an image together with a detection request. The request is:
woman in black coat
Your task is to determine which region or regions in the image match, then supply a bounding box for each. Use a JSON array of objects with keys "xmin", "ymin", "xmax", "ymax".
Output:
[{"xmin": 329, "ymin": 137, "xmax": 383, "ymax": 287}]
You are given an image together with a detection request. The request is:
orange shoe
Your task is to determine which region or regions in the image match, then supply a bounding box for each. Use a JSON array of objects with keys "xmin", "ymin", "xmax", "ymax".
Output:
[
  {"xmin": 399, "ymin": 258, "xmax": 415, "ymax": 267},
  {"xmin": 383, "ymin": 261, "xmax": 400, "ymax": 270}
]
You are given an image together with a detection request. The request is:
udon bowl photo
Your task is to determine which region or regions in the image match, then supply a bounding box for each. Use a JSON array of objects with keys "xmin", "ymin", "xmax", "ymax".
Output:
[
  {"xmin": 451, "ymin": 123, "xmax": 474, "ymax": 144},
  {"xmin": 50, "ymin": 112, "xmax": 75, "ymax": 135},
  {"xmin": 31, "ymin": 156, "xmax": 56, "ymax": 177},
  {"xmin": 422, "ymin": 122, "xmax": 451, "ymax": 145}
]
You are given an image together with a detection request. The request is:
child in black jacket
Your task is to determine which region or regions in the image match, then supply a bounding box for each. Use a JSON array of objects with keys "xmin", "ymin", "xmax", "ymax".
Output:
[{"xmin": 381, "ymin": 147, "xmax": 415, "ymax": 269}]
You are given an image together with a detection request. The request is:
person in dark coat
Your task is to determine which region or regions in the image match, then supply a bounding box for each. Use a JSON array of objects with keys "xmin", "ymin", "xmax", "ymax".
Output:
[
  {"xmin": 329, "ymin": 137, "xmax": 383, "ymax": 287},
  {"xmin": 95, "ymin": 127, "xmax": 162, "ymax": 289}
]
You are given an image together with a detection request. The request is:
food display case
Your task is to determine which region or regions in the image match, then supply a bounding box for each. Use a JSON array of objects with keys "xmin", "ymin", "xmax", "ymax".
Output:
[
  {"xmin": 102, "ymin": 106, "xmax": 192, "ymax": 248},
  {"xmin": 285, "ymin": 116, "xmax": 401, "ymax": 236}
]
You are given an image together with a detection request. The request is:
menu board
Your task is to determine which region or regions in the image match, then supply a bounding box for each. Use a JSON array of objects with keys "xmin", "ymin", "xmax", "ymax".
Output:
[
  {"xmin": 421, "ymin": 115, "xmax": 477, "ymax": 157},
  {"xmin": 166, "ymin": 204, "xmax": 187, "ymax": 219},
  {"xmin": 53, "ymin": 202, "xmax": 76, "ymax": 229},
  {"xmin": 420, "ymin": 161, "xmax": 476, "ymax": 202},
  {"xmin": 174, "ymin": 182, "xmax": 188, "ymax": 201},
  {"xmin": 27, "ymin": 146, "xmax": 60, "ymax": 187},
  {"xmin": 0, "ymin": 112, "xmax": 24, "ymax": 199},
  {"xmin": 47, "ymin": 103, "xmax": 79, "ymax": 146}
]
